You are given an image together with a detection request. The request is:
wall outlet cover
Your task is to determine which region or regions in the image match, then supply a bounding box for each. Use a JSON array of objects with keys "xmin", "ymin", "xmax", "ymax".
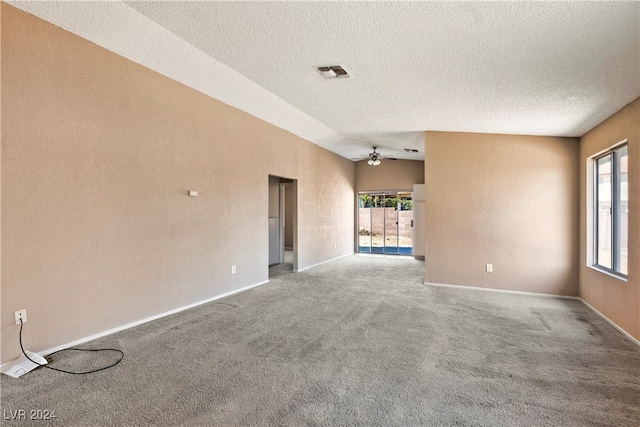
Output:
[{"xmin": 14, "ymin": 309, "xmax": 27, "ymax": 325}]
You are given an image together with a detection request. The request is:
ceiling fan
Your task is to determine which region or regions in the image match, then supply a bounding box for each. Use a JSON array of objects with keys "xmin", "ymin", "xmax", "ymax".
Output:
[
  {"xmin": 353, "ymin": 146, "xmax": 398, "ymax": 165},
  {"xmin": 367, "ymin": 146, "xmax": 382, "ymax": 166}
]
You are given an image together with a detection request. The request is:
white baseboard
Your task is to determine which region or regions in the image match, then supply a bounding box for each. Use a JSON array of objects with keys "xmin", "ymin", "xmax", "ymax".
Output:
[
  {"xmin": 3, "ymin": 280, "xmax": 269, "ymax": 367},
  {"xmin": 423, "ymin": 281, "xmax": 580, "ymax": 300},
  {"xmin": 424, "ymin": 281, "xmax": 639, "ymax": 347},
  {"xmin": 579, "ymin": 298, "xmax": 640, "ymax": 347},
  {"xmin": 294, "ymin": 252, "xmax": 354, "ymax": 272}
]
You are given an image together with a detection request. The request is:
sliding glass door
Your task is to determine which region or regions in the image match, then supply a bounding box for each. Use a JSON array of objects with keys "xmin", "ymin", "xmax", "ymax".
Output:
[{"xmin": 358, "ymin": 192, "xmax": 413, "ymax": 255}]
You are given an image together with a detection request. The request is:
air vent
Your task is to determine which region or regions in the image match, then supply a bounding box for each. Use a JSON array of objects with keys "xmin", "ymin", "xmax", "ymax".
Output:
[
  {"xmin": 317, "ymin": 65, "xmax": 350, "ymax": 79},
  {"xmin": 404, "ymin": 148, "xmax": 419, "ymax": 153}
]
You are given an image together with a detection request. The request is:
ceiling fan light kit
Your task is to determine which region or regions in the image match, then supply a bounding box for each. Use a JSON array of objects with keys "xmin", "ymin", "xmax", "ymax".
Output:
[{"xmin": 368, "ymin": 147, "xmax": 382, "ymax": 166}]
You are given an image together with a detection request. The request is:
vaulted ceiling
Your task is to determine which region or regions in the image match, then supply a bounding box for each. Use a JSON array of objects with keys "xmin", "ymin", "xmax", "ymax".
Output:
[{"xmin": 10, "ymin": 1, "xmax": 640, "ymax": 161}]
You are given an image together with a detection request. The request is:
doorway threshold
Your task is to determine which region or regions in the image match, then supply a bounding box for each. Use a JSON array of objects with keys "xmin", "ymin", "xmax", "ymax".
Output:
[{"xmin": 357, "ymin": 253, "xmax": 415, "ymax": 259}]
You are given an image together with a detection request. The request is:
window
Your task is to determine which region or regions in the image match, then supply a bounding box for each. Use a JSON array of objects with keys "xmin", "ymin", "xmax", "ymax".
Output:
[{"xmin": 594, "ymin": 143, "xmax": 628, "ymax": 277}]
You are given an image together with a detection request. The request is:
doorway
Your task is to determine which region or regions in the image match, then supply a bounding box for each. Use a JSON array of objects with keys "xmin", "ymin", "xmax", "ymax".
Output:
[
  {"xmin": 358, "ymin": 191, "xmax": 413, "ymax": 255},
  {"xmin": 269, "ymin": 175, "xmax": 297, "ymax": 276}
]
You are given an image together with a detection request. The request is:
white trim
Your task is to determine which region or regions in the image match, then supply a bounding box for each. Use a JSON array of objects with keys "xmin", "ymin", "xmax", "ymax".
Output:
[
  {"xmin": 586, "ymin": 264, "xmax": 628, "ymax": 282},
  {"xmin": 423, "ymin": 281, "xmax": 580, "ymax": 300},
  {"xmin": 2, "ymin": 280, "xmax": 269, "ymax": 367},
  {"xmin": 294, "ymin": 252, "xmax": 354, "ymax": 272},
  {"xmin": 579, "ymin": 298, "xmax": 640, "ymax": 347}
]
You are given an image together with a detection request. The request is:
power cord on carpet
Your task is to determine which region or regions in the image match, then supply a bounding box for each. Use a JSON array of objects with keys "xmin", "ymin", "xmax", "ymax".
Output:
[{"xmin": 18, "ymin": 319, "xmax": 124, "ymax": 375}]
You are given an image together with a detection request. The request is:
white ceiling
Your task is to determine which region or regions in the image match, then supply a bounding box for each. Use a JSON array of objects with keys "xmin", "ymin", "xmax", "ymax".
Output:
[{"xmin": 10, "ymin": 1, "xmax": 640, "ymax": 161}]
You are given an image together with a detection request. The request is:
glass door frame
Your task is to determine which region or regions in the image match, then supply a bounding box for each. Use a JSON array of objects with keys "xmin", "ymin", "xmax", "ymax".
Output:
[{"xmin": 357, "ymin": 190, "xmax": 413, "ymax": 255}]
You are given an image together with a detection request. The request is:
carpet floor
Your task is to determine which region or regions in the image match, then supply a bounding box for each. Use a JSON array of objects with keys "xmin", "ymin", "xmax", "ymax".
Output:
[{"xmin": 2, "ymin": 255, "xmax": 639, "ymax": 426}]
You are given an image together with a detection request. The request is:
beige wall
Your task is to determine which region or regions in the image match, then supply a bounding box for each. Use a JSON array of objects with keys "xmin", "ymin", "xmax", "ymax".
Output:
[
  {"xmin": 355, "ymin": 159, "xmax": 424, "ymax": 192},
  {"xmin": 424, "ymin": 132, "xmax": 580, "ymax": 296},
  {"xmin": 579, "ymin": 97, "xmax": 639, "ymax": 340},
  {"xmin": 0, "ymin": 5, "xmax": 355, "ymax": 363}
]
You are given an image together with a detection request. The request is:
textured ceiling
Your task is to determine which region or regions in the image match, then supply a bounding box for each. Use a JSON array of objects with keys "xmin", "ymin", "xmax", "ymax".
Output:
[{"xmin": 10, "ymin": 1, "xmax": 640, "ymax": 161}]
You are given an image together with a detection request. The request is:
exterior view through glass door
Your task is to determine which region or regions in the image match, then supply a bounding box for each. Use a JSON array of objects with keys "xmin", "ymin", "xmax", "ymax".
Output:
[{"xmin": 358, "ymin": 192, "xmax": 412, "ymax": 255}]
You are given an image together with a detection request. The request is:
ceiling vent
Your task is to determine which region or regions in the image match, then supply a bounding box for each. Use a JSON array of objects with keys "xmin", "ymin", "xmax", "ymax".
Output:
[
  {"xmin": 317, "ymin": 66, "xmax": 350, "ymax": 79},
  {"xmin": 404, "ymin": 148, "xmax": 419, "ymax": 153}
]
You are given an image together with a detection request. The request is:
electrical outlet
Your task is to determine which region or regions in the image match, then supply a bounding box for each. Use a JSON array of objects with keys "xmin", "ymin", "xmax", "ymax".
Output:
[
  {"xmin": 334, "ymin": 243, "xmax": 337, "ymax": 249},
  {"xmin": 15, "ymin": 309, "xmax": 27, "ymax": 325},
  {"xmin": 486, "ymin": 264, "xmax": 493, "ymax": 273},
  {"xmin": 231, "ymin": 265, "xmax": 236, "ymax": 274}
]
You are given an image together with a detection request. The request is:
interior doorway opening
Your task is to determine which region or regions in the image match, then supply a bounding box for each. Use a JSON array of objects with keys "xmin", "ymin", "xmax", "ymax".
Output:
[
  {"xmin": 358, "ymin": 191, "xmax": 413, "ymax": 255},
  {"xmin": 268, "ymin": 175, "xmax": 297, "ymax": 276}
]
